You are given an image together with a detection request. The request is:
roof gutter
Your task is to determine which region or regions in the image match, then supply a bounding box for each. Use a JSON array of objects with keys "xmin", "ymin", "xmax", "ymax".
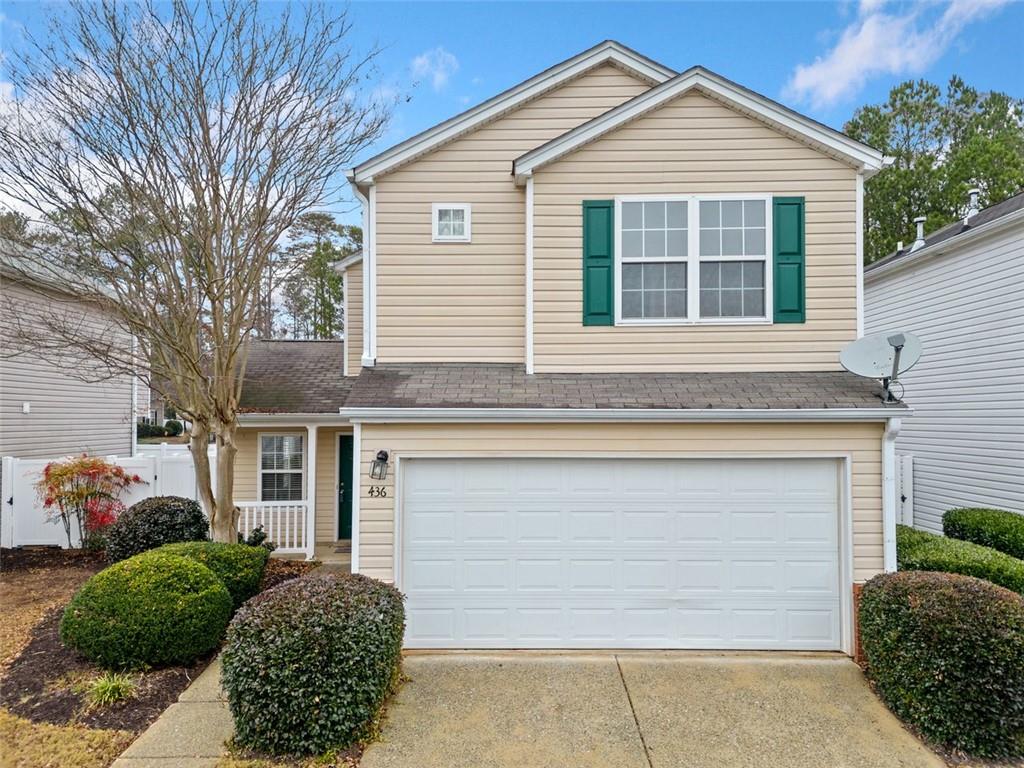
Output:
[
  {"xmin": 865, "ymin": 207, "xmax": 1024, "ymax": 282},
  {"xmin": 340, "ymin": 406, "xmax": 908, "ymax": 424},
  {"xmin": 238, "ymin": 413, "xmax": 352, "ymax": 426}
]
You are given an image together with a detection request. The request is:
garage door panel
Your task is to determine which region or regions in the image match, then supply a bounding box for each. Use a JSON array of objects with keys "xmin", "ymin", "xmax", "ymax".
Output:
[
  {"xmin": 404, "ymin": 600, "xmax": 840, "ymax": 649},
  {"xmin": 401, "ymin": 458, "xmax": 842, "ymax": 650}
]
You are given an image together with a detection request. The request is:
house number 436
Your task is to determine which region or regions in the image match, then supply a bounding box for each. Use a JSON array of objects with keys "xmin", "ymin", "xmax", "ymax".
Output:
[{"xmin": 367, "ymin": 486, "xmax": 388, "ymax": 498}]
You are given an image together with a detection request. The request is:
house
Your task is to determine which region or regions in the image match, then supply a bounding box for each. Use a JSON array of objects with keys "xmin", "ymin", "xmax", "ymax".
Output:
[
  {"xmin": 233, "ymin": 41, "xmax": 901, "ymax": 655},
  {"xmin": 864, "ymin": 191, "xmax": 1024, "ymax": 533},
  {"xmin": 0, "ymin": 260, "xmax": 135, "ymax": 459}
]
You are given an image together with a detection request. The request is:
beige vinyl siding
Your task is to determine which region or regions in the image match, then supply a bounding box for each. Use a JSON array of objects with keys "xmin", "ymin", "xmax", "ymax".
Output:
[
  {"xmin": 533, "ymin": 90, "xmax": 860, "ymax": 372},
  {"xmin": 344, "ymin": 262, "xmax": 363, "ymax": 376},
  {"xmin": 356, "ymin": 421, "xmax": 884, "ymax": 584},
  {"xmin": 0, "ymin": 280, "xmax": 133, "ymax": 458},
  {"xmin": 373, "ymin": 65, "xmax": 650, "ymax": 363},
  {"xmin": 234, "ymin": 426, "xmax": 351, "ymax": 544}
]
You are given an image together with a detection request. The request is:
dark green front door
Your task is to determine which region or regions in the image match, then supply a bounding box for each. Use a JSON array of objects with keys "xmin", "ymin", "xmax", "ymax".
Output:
[{"xmin": 337, "ymin": 435, "xmax": 354, "ymax": 540}]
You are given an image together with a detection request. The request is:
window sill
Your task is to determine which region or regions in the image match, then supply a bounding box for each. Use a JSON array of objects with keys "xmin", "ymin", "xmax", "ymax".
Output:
[
  {"xmin": 614, "ymin": 318, "xmax": 773, "ymax": 327},
  {"xmin": 431, "ymin": 237, "xmax": 471, "ymax": 243}
]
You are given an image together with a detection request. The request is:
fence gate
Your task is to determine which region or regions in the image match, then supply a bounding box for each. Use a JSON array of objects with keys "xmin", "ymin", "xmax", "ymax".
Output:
[{"xmin": 896, "ymin": 454, "xmax": 914, "ymax": 526}]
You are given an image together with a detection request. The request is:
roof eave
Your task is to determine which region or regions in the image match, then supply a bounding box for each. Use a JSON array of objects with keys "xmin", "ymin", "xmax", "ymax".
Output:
[
  {"xmin": 349, "ymin": 41, "xmax": 675, "ymax": 185},
  {"xmin": 865, "ymin": 206, "xmax": 1024, "ymax": 282},
  {"xmin": 512, "ymin": 68, "xmax": 884, "ymax": 183}
]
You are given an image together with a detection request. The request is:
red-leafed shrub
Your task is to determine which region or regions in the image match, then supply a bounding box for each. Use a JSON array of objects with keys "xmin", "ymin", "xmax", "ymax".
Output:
[{"xmin": 35, "ymin": 454, "xmax": 144, "ymax": 549}]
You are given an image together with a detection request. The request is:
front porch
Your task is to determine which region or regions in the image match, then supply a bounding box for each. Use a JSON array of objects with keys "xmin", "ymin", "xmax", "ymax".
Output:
[{"xmin": 233, "ymin": 421, "xmax": 355, "ymax": 563}]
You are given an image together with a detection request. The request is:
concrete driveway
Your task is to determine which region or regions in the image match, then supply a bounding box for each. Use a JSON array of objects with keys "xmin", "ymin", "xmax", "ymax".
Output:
[{"xmin": 360, "ymin": 653, "xmax": 945, "ymax": 768}]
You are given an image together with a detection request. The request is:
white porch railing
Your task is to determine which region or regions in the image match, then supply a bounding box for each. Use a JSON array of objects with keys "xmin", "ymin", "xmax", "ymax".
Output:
[{"xmin": 237, "ymin": 501, "xmax": 308, "ymax": 556}]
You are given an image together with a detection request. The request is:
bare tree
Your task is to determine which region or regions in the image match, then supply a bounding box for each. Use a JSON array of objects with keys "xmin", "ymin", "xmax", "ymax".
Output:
[{"xmin": 0, "ymin": 0, "xmax": 390, "ymax": 541}]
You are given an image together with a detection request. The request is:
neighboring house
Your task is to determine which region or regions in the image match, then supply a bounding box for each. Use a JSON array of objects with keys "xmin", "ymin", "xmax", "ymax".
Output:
[
  {"xmin": 0, "ymin": 264, "xmax": 135, "ymax": 460},
  {"xmin": 864, "ymin": 191, "xmax": 1024, "ymax": 533},
  {"xmin": 234, "ymin": 41, "xmax": 900, "ymax": 655}
]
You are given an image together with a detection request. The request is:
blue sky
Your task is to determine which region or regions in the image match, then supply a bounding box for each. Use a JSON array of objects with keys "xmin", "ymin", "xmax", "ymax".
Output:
[{"xmin": 2, "ymin": 1, "xmax": 1022, "ymax": 222}]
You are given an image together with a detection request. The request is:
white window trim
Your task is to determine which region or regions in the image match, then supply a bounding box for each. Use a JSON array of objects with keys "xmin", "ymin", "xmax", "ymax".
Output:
[
  {"xmin": 257, "ymin": 432, "xmax": 306, "ymax": 502},
  {"xmin": 613, "ymin": 193, "xmax": 774, "ymax": 326},
  {"xmin": 432, "ymin": 202, "xmax": 472, "ymax": 243}
]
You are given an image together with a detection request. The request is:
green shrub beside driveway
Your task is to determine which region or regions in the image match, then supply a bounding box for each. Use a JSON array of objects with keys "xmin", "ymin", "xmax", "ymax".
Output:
[
  {"xmin": 944, "ymin": 507, "xmax": 1024, "ymax": 561},
  {"xmin": 895, "ymin": 524, "xmax": 1024, "ymax": 594},
  {"xmin": 222, "ymin": 573, "xmax": 405, "ymax": 757},
  {"xmin": 860, "ymin": 570, "xmax": 1024, "ymax": 758}
]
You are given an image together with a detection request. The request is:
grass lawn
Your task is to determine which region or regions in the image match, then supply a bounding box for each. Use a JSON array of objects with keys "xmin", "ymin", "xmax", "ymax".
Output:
[{"xmin": 0, "ymin": 709, "xmax": 132, "ymax": 768}]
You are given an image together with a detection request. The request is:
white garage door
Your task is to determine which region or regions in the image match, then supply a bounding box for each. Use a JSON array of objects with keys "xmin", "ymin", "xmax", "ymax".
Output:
[{"xmin": 401, "ymin": 457, "xmax": 842, "ymax": 650}]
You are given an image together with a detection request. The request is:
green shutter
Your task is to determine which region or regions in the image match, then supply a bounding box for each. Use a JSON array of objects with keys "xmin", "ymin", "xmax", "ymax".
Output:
[
  {"xmin": 773, "ymin": 196, "xmax": 806, "ymax": 324},
  {"xmin": 582, "ymin": 200, "xmax": 614, "ymax": 326}
]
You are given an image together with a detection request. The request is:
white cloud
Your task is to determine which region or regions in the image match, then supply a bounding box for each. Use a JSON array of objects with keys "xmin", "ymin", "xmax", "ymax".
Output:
[
  {"xmin": 411, "ymin": 47, "xmax": 459, "ymax": 92},
  {"xmin": 785, "ymin": 0, "xmax": 1012, "ymax": 108}
]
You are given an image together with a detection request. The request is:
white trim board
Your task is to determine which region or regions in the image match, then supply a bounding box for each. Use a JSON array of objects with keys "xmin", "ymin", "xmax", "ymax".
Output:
[
  {"xmin": 342, "ymin": 406, "xmax": 907, "ymax": 423},
  {"xmin": 349, "ymin": 41, "xmax": 674, "ymax": 183},
  {"xmin": 513, "ymin": 67, "xmax": 884, "ymax": 182}
]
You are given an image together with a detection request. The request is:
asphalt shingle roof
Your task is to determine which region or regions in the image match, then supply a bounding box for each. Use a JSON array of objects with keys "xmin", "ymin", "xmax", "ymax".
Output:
[
  {"xmin": 239, "ymin": 340, "xmax": 351, "ymax": 414},
  {"xmin": 343, "ymin": 364, "xmax": 895, "ymax": 411},
  {"xmin": 866, "ymin": 191, "xmax": 1024, "ymax": 273}
]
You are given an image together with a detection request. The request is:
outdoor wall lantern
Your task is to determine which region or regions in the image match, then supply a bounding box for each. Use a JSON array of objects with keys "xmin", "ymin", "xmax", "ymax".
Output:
[{"xmin": 370, "ymin": 450, "xmax": 390, "ymax": 480}]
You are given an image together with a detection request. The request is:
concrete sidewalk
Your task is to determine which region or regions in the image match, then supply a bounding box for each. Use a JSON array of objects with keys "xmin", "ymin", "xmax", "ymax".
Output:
[{"xmin": 111, "ymin": 658, "xmax": 232, "ymax": 768}]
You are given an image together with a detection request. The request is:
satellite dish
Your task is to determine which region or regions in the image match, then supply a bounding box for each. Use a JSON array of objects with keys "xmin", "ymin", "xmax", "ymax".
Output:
[{"xmin": 840, "ymin": 331, "xmax": 921, "ymax": 403}]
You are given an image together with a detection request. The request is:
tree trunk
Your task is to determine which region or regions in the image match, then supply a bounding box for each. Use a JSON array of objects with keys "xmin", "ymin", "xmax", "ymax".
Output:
[
  {"xmin": 211, "ymin": 423, "xmax": 239, "ymax": 543},
  {"xmin": 189, "ymin": 423, "xmax": 217, "ymax": 530}
]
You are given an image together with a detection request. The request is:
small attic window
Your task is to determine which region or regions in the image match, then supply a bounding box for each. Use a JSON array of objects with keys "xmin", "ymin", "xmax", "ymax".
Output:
[{"xmin": 432, "ymin": 203, "xmax": 471, "ymax": 242}]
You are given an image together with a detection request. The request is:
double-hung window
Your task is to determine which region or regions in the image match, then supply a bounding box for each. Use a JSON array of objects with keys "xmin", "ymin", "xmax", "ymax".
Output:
[
  {"xmin": 615, "ymin": 195, "xmax": 771, "ymax": 324},
  {"xmin": 259, "ymin": 434, "xmax": 305, "ymax": 502}
]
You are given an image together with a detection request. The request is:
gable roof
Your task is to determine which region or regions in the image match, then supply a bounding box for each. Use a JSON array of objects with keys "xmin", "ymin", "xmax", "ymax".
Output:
[
  {"xmin": 512, "ymin": 66, "xmax": 885, "ymax": 182},
  {"xmin": 865, "ymin": 191, "xmax": 1024, "ymax": 279},
  {"xmin": 348, "ymin": 41, "xmax": 674, "ymax": 184}
]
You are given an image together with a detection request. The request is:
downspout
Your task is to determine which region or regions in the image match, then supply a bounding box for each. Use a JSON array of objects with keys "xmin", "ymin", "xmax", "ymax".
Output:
[
  {"xmin": 130, "ymin": 336, "xmax": 138, "ymax": 457},
  {"xmin": 855, "ymin": 171, "xmax": 865, "ymax": 338},
  {"xmin": 525, "ymin": 174, "xmax": 535, "ymax": 374},
  {"xmin": 348, "ymin": 177, "xmax": 375, "ymax": 368},
  {"xmin": 882, "ymin": 417, "xmax": 902, "ymax": 572}
]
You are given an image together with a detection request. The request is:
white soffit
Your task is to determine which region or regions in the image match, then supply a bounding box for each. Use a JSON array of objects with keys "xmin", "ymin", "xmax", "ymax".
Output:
[
  {"xmin": 349, "ymin": 41, "xmax": 675, "ymax": 184},
  {"xmin": 512, "ymin": 67, "xmax": 885, "ymax": 183}
]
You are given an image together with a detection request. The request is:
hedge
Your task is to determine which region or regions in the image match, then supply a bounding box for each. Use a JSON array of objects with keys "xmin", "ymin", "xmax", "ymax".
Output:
[
  {"xmin": 61, "ymin": 551, "xmax": 232, "ymax": 669},
  {"xmin": 895, "ymin": 524, "xmax": 1024, "ymax": 594},
  {"xmin": 157, "ymin": 542, "xmax": 269, "ymax": 609},
  {"xmin": 944, "ymin": 507, "xmax": 1024, "ymax": 561},
  {"xmin": 105, "ymin": 496, "xmax": 209, "ymax": 563},
  {"xmin": 221, "ymin": 573, "xmax": 405, "ymax": 756},
  {"xmin": 860, "ymin": 571, "xmax": 1024, "ymax": 757}
]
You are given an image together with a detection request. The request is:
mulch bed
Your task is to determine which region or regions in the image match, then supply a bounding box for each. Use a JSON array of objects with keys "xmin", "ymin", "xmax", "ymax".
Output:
[
  {"xmin": 1, "ymin": 547, "xmax": 105, "ymax": 573},
  {"xmin": 0, "ymin": 606, "xmax": 211, "ymax": 733},
  {"xmin": 259, "ymin": 558, "xmax": 320, "ymax": 592},
  {"xmin": 0, "ymin": 552, "xmax": 320, "ymax": 736}
]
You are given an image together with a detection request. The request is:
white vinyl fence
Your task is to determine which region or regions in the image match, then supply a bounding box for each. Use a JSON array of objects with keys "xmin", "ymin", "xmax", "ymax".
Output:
[{"xmin": 1, "ymin": 445, "xmax": 310, "ymax": 556}]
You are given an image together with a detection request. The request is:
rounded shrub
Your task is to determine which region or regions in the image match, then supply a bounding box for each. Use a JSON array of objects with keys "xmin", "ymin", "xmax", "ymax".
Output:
[
  {"xmin": 897, "ymin": 526, "xmax": 1024, "ymax": 594},
  {"xmin": 944, "ymin": 507, "xmax": 1024, "ymax": 561},
  {"xmin": 157, "ymin": 542, "xmax": 269, "ymax": 609},
  {"xmin": 860, "ymin": 571, "xmax": 1024, "ymax": 757},
  {"xmin": 105, "ymin": 495, "xmax": 208, "ymax": 563},
  {"xmin": 61, "ymin": 551, "xmax": 232, "ymax": 669},
  {"xmin": 221, "ymin": 573, "xmax": 405, "ymax": 756},
  {"xmin": 164, "ymin": 419, "xmax": 184, "ymax": 437}
]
